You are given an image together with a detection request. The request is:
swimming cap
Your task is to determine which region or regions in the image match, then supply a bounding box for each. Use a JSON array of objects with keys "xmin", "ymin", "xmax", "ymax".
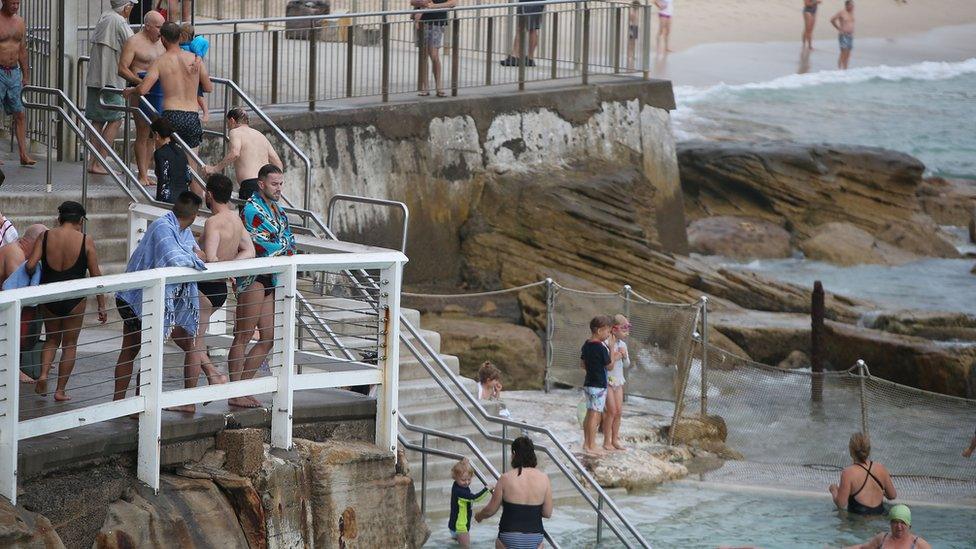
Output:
[{"xmin": 888, "ymin": 504, "xmax": 911, "ymax": 527}]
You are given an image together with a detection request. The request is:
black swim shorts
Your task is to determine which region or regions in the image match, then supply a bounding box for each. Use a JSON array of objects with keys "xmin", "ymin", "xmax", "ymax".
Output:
[{"xmin": 162, "ymin": 109, "xmax": 203, "ymax": 148}]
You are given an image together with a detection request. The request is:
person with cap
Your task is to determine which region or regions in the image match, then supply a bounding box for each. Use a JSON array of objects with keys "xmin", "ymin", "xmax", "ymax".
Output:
[
  {"xmin": 85, "ymin": 0, "xmax": 138, "ymax": 175},
  {"xmin": 843, "ymin": 504, "xmax": 931, "ymax": 549},
  {"xmin": 26, "ymin": 201, "xmax": 108, "ymax": 401}
]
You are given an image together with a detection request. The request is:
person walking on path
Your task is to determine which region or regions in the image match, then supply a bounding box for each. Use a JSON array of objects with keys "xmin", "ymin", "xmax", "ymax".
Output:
[
  {"xmin": 203, "ymin": 108, "xmax": 282, "ymax": 200},
  {"xmin": 118, "ymin": 10, "xmax": 166, "ymax": 187},
  {"xmin": 228, "ymin": 164, "xmax": 295, "ymax": 408},
  {"xmin": 0, "ymin": 0, "xmax": 36, "ymax": 166},
  {"xmin": 26, "ymin": 202, "xmax": 108, "ymax": 401},
  {"xmin": 475, "ymin": 436, "xmax": 553, "ymax": 548},
  {"xmin": 831, "ymin": 0, "xmax": 855, "ymax": 69},
  {"xmin": 801, "ymin": 0, "xmax": 821, "ymax": 50},
  {"xmin": 85, "ymin": 0, "xmax": 137, "ymax": 175}
]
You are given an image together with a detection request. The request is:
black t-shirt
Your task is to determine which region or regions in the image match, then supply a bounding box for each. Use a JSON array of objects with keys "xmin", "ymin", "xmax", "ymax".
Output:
[
  {"xmin": 153, "ymin": 142, "xmax": 190, "ymax": 204},
  {"xmin": 580, "ymin": 340, "xmax": 609, "ymax": 389},
  {"xmin": 420, "ymin": 0, "xmax": 451, "ymax": 24}
]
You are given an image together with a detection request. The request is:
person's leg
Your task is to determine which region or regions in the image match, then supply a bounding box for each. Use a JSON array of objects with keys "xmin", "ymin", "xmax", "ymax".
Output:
[
  {"xmin": 527, "ymin": 28, "xmax": 539, "ymax": 60},
  {"xmin": 457, "ymin": 532, "xmax": 470, "ymax": 548},
  {"xmin": 627, "ymin": 37, "xmax": 636, "ymax": 70},
  {"xmin": 52, "ymin": 300, "xmax": 87, "ymax": 401},
  {"xmin": 113, "ymin": 321, "xmax": 143, "ymax": 400},
  {"xmin": 583, "ymin": 409, "xmax": 603, "ymax": 455},
  {"xmin": 13, "ymin": 111, "xmax": 35, "ymax": 165},
  {"xmin": 662, "ymin": 18, "xmax": 672, "ymax": 52},
  {"xmin": 611, "ymin": 386, "xmax": 625, "ymax": 449},
  {"xmin": 228, "ymin": 282, "xmax": 265, "ymax": 408},
  {"xmin": 133, "ymin": 116, "xmax": 152, "ymax": 186},
  {"xmin": 429, "ymin": 47, "xmax": 442, "ymax": 95},
  {"xmin": 419, "ymin": 43, "xmax": 430, "ymax": 94},
  {"xmin": 803, "ymin": 13, "xmax": 813, "ymax": 48},
  {"xmin": 166, "ymin": 327, "xmax": 200, "ymax": 413},
  {"xmin": 35, "ymin": 309, "xmax": 63, "ymax": 396},
  {"xmin": 511, "ymin": 19, "xmax": 524, "ymax": 57},
  {"xmin": 196, "ymin": 294, "xmax": 228, "ymax": 386},
  {"xmin": 90, "ymin": 120, "xmax": 123, "ymax": 174},
  {"xmin": 601, "ymin": 388, "xmax": 617, "ymax": 450}
]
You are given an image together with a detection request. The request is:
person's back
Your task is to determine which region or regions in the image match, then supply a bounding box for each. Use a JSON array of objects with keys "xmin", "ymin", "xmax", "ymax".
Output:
[
  {"xmin": 41, "ymin": 227, "xmax": 88, "ymax": 277},
  {"xmin": 205, "ymin": 210, "xmax": 246, "ymax": 261},
  {"xmin": 156, "ymin": 48, "xmax": 203, "ymax": 112},
  {"xmin": 843, "ymin": 460, "xmax": 891, "ymax": 510},
  {"xmin": 232, "ymin": 125, "xmax": 277, "ymax": 182},
  {"xmin": 500, "ymin": 466, "xmax": 549, "ymax": 506},
  {"xmin": 0, "ymin": 240, "xmax": 24, "ymax": 285}
]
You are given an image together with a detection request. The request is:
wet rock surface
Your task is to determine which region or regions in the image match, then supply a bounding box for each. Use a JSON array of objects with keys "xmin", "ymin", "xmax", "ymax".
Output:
[{"xmin": 687, "ymin": 216, "xmax": 792, "ymax": 260}]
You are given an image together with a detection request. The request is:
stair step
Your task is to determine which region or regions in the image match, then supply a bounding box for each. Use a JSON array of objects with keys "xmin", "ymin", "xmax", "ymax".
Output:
[
  {"xmin": 10, "ymin": 213, "xmax": 129, "ymax": 240},
  {"xmin": 398, "ymin": 354, "xmax": 460, "ymax": 382}
]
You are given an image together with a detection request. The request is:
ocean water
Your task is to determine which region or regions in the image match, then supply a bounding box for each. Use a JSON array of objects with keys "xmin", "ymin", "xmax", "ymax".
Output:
[{"xmin": 672, "ymin": 58, "xmax": 976, "ymax": 180}]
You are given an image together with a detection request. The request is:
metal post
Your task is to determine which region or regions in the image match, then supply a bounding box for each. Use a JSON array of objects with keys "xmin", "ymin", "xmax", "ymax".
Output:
[
  {"xmin": 137, "ymin": 279, "xmax": 166, "ymax": 494},
  {"xmin": 485, "ymin": 17, "xmax": 494, "ymax": 86},
  {"xmin": 550, "ymin": 11, "xmax": 558, "ymax": 80},
  {"xmin": 581, "ymin": 6, "xmax": 590, "ymax": 85},
  {"xmin": 699, "ymin": 295, "xmax": 709, "ymax": 417},
  {"xmin": 420, "ymin": 432, "xmax": 428, "ymax": 514},
  {"xmin": 621, "ymin": 284, "xmax": 631, "ymax": 403},
  {"xmin": 517, "ymin": 16, "xmax": 527, "ymax": 91},
  {"xmin": 271, "ymin": 32, "xmax": 280, "ymax": 104},
  {"xmin": 0, "ymin": 304, "xmax": 23, "ymax": 504},
  {"xmin": 375, "ymin": 261, "xmax": 403, "ymax": 453},
  {"xmin": 381, "ymin": 19, "xmax": 390, "ymax": 103},
  {"xmin": 451, "ymin": 15, "xmax": 460, "ymax": 96},
  {"xmin": 857, "ymin": 359, "xmax": 869, "ymax": 436},
  {"xmin": 501, "ymin": 423, "xmax": 508, "ymax": 473},
  {"xmin": 346, "ymin": 23, "xmax": 355, "ymax": 98},
  {"xmin": 417, "ymin": 24, "xmax": 426, "ymax": 92},
  {"xmin": 122, "ymin": 106, "xmax": 130, "ymax": 173},
  {"xmin": 641, "ymin": 2, "xmax": 652, "ymax": 79},
  {"xmin": 271, "ymin": 264, "xmax": 298, "ymax": 450},
  {"xmin": 811, "ymin": 281, "xmax": 825, "ymax": 402},
  {"xmin": 232, "ymin": 25, "xmax": 241, "ymax": 106},
  {"xmin": 45, "ymin": 114, "xmax": 53, "ymax": 194},
  {"xmin": 596, "ymin": 495, "xmax": 604, "ymax": 544},
  {"xmin": 544, "ymin": 278, "xmax": 554, "ymax": 393},
  {"xmin": 612, "ymin": 6, "xmax": 621, "ymax": 73},
  {"xmin": 263, "ymin": 0, "xmax": 271, "ymax": 30},
  {"xmin": 308, "ymin": 27, "xmax": 318, "ymax": 111}
]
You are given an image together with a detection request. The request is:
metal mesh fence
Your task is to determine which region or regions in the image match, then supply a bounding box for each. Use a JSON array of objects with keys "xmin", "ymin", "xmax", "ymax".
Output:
[{"xmin": 681, "ymin": 346, "xmax": 976, "ymax": 505}]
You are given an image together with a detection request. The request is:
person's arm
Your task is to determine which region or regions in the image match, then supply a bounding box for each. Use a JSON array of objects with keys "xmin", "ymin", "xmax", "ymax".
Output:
[
  {"xmin": 541, "ymin": 476, "xmax": 553, "ymax": 519},
  {"xmin": 267, "ymin": 143, "xmax": 283, "ymax": 171},
  {"xmin": 205, "ymin": 131, "xmax": 242, "ymax": 174},
  {"xmin": 198, "ymin": 58, "xmax": 213, "ymax": 93},
  {"xmin": 474, "ymin": 476, "xmax": 504, "ymax": 522},
  {"xmin": 197, "ymin": 95, "xmax": 209, "ymax": 122},
  {"xmin": 117, "ymin": 41, "xmax": 141, "ymax": 85},
  {"xmin": 201, "ymin": 219, "xmax": 219, "ymax": 263},
  {"xmin": 236, "ymin": 229, "xmax": 256, "ymax": 260},
  {"xmin": 830, "ymin": 11, "xmax": 843, "ymax": 31},
  {"xmin": 125, "ymin": 65, "xmax": 159, "ymax": 97},
  {"xmin": 828, "ymin": 468, "xmax": 850, "ymax": 509},
  {"xmin": 84, "ymin": 235, "xmax": 108, "ymax": 323},
  {"xmin": 18, "ymin": 19, "xmax": 29, "ymax": 86},
  {"xmin": 25, "ymin": 232, "xmax": 44, "ymax": 274},
  {"xmin": 878, "ymin": 464, "xmax": 897, "ymax": 500}
]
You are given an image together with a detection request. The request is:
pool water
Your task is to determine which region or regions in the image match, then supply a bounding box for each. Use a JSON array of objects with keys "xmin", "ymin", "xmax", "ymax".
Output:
[{"xmin": 426, "ymin": 481, "xmax": 976, "ymax": 547}]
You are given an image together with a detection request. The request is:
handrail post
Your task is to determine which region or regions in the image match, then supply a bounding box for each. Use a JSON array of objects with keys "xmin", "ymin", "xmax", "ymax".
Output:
[
  {"xmin": 346, "ymin": 21, "xmax": 355, "ymax": 98},
  {"xmin": 271, "ymin": 31, "xmax": 280, "ymax": 104},
  {"xmin": 308, "ymin": 26, "xmax": 318, "ymax": 111},
  {"xmin": 641, "ymin": 1, "xmax": 651, "ymax": 79},
  {"xmin": 485, "ymin": 17, "xmax": 494, "ymax": 86},
  {"xmin": 271, "ymin": 263, "xmax": 298, "ymax": 450},
  {"xmin": 450, "ymin": 14, "xmax": 460, "ymax": 96},
  {"xmin": 596, "ymin": 494, "xmax": 604, "ymax": 544},
  {"xmin": 501, "ymin": 423, "xmax": 508, "ymax": 473},
  {"xmin": 45, "ymin": 113, "xmax": 53, "ymax": 194},
  {"xmin": 544, "ymin": 278, "xmax": 554, "ymax": 393},
  {"xmin": 857, "ymin": 360, "xmax": 869, "ymax": 436},
  {"xmin": 581, "ymin": 5, "xmax": 590, "ymax": 85},
  {"xmin": 612, "ymin": 6, "xmax": 621, "ymax": 74},
  {"xmin": 137, "ymin": 279, "xmax": 166, "ymax": 494},
  {"xmin": 421, "ymin": 432, "xmax": 429, "ymax": 514},
  {"xmin": 381, "ymin": 17, "xmax": 390, "ymax": 103},
  {"xmin": 550, "ymin": 10, "xmax": 558, "ymax": 80},
  {"xmin": 376, "ymin": 260, "xmax": 403, "ymax": 454},
  {"xmin": 122, "ymin": 100, "xmax": 131, "ymax": 169},
  {"xmin": 232, "ymin": 24, "xmax": 242, "ymax": 106},
  {"xmin": 417, "ymin": 24, "xmax": 426, "ymax": 92},
  {"xmin": 700, "ymin": 295, "xmax": 708, "ymax": 417},
  {"xmin": 516, "ymin": 14, "xmax": 527, "ymax": 91},
  {"xmin": 0, "ymin": 303, "xmax": 22, "ymax": 504}
]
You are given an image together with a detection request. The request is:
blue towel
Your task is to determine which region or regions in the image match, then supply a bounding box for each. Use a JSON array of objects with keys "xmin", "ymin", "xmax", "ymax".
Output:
[
  {"xmin": 116, "ymin": 212, "xmax": 206, "ymax": 337},
  {"xmin": 2, "ymin": 260, "xmax": 41, "ymax": 290},
  {"xmin": 179, "ymin": 35, "xmax": 210, "ymax": 58}
]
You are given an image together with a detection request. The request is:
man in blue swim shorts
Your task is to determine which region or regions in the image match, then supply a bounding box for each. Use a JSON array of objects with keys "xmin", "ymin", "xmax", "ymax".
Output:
[
  {"xmin": 119, "ymin": 10, "xmax": 165, "ymax": 187},
  {"xmin": 830, "ymin": 0, "xmax": 855, "ymax": 70},
  {"xmin": 0, "ymin": 0, "xmax": 36, "ymax": 166}
]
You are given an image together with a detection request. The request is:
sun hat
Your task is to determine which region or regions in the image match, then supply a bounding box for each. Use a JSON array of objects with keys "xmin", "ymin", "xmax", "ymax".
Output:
[{"xmin": 888, "ymin": 504, "xmax": 911, "ymax": 527}]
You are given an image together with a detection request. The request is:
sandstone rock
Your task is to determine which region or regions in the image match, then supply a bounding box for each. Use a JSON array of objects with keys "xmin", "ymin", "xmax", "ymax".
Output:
[
  {"xmin": 0, "ymin": 500, "xmax": 64, "ymax": 548},
  {"xmin": 94, "ymin": 476, "xmax": 251, "ymax": 549},
  {"xmin": 917, "ymin": 177, "xmax": 976, "ymax": 226},
  {"xmin": 216, "ymin": 428, "xmax": 265, "ymax": 477},
  {"xmin": 800, "ymin": 222, "xmax": 920, "ymax": 266},
  {"xmin": 711, "ymin": 310, "xmax": 810, "ymax": 365},
  {"xmin": 588, "ymin": 451, "xmax": 688, "ymax": 489},
  {"xmin": 253, "ymin": 449, "xmax": 314, "ymax": 549},
  {"xmin": 421, "ymin": 314, "xmax": 545, "ymax": 390},
  {"xmin": 876, "ymin": 217, "xmax": 959, "ymax": 259},
  {"xmin": 778, "ymin": 350, "xmax": 811, "ymax": 370},
  {"xmin": 687, "ymin": 216, "xmax": 792, "ymax": 260},
  {"xmin": 679, "ymin": 141, "xmax": 926, "ymax": 240},
  {"xmin": 866, "ymin": 310, "xmax": 976, "ymax": 342},
  {"xmin": 669, "ymin": 415, "xmax": 728, "ymax": 446},
  {"xmin": 295, "ymin": 439, "xmax": 429, "ymax": 548},
  {"xmin": 212, "ymin": 472, "xmax": 267, "ymax": 548}
]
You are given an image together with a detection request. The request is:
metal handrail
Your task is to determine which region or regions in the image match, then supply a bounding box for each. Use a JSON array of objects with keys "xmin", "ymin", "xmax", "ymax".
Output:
[
  {"xmin": 210, "ymin": 77, "xmax": 313, "ymax": 212},
  {"xmin": 398, "ymin": 414, "xmax": 562, "ymax": 548},
  {"xmin": 327, "ymin": 194, "xmax": 410, "ymax": 254}
]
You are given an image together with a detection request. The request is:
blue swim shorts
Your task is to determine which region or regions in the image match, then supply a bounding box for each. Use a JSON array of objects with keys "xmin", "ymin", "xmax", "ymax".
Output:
[
  {"xmin": 0, "ymin": 65, "xmax": 25, "ymax": 115},
  {"xmin": 583, "ymin": 386, "xmax": 607, "ymax": 413},
  {"xmin": 838, "ymin": 32, "xmax": 853, "ymax": 51}
]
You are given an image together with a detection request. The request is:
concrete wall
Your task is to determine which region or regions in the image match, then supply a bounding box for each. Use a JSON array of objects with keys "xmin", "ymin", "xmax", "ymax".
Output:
[{"xmin": 237, "ymin": 80, "xmax": 684, "ymax": 284}]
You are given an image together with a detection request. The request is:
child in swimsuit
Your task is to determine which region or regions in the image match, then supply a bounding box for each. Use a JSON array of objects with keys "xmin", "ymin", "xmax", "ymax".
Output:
[{"xmin": 448, "ymin": 458, "xmax": 492, "ymax": 547}]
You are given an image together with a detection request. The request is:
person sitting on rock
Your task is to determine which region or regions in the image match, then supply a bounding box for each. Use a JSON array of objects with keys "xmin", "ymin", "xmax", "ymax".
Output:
[{"xmin": 829, "ymin": 432, "xmax": 897, "ymax": 515}]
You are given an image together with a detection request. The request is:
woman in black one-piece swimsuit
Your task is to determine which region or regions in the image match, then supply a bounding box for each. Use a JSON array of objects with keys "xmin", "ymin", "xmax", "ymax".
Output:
[{"xmin": 26, "ymin": 202, "xmax": 106, "ymax": 401}]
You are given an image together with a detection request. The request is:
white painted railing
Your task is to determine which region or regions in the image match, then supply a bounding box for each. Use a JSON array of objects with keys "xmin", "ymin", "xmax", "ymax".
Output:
[{"xmin": 0, "ymin": 226, "xmax": 405, "ymax": 505}]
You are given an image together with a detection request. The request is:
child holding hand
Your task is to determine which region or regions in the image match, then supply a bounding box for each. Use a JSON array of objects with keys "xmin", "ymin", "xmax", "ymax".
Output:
[{"xmin": 448, "ymin": 458, "xmax": 492, "ymax": 547}]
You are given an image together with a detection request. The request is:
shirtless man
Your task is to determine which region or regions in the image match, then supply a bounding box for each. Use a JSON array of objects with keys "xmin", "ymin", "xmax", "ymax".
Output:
[
  {"xmin": 0, "ymin": 223, "xmax": 45, "ymax": 383},
  {"xmin": 830, "ymin": 0, "xmax": 855, "ymax": 70},
  {"xmin": 203, "ymin": 108, "xmax": 283, "ymax": 201},
  {"xmin": 0, "ymin": 0, "xmax": 35, "ymax": 166},
  {"xmin": 118, "ymin": 11, "xmax": 165, "ymax": 187},
  {"xmin": 124, "ymin": 21, "xmax": 212, "ymax": 166}
]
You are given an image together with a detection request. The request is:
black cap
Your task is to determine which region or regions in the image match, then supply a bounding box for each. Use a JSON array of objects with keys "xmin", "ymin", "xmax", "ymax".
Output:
[{"xmin": 58, "ymin": 201, "xmax": 87, "ymax": 221}]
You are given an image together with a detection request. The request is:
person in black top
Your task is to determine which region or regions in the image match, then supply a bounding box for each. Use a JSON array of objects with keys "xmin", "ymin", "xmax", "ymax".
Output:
[
  {"xmin": 579, "ymin": 314, "xmax": 621, "ymax": 457},
  {"xmin": 151, "ymin": 117, "xmax": 195, "ymax": 203},
  {"xmin": 413, "ymin": 0, "xmax": 456, "ymax": 97},
  {"xmin": 475, "ymin": 436, "xmax": 552, "ymax": 548}
]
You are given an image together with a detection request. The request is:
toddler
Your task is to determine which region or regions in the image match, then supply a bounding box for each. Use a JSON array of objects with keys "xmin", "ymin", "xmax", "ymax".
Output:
[{"xmin": 449, "ymin": 458, "xmax": 491, "ymax": 546}]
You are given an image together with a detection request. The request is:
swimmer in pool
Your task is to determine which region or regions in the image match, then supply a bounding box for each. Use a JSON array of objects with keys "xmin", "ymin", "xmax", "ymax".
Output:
[
  {"xmin": 843, "ymin": 504, "xmax": 932, "ymax": 549},
  {"xmin": 829, "ymin": 432, "xmax": 897, "ymax": 515}
]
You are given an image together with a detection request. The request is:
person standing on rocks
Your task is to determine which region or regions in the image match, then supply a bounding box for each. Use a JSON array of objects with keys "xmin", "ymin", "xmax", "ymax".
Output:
[
  {"xmin": 830, "ymin": 0, "xmax": 855, "ymax": 70},
  {"xmin": 603, "ymin": 314, "xmax": 630, "ymax": 452},
  {"xmin": 118, "ymin": 10, "xmax": 166, "ymax": 187},
  {"xmin": 579, "ymin": 314, "xmax": 622, "ymax": 457}
]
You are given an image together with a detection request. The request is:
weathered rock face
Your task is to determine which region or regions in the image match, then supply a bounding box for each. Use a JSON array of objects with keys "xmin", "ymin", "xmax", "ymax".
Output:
[
  {"xmin": 799, "ymin": 222, "xmax": 921, "ymax": 266},
  {"xmin": 917, "ymin": 177, "xmax": 976, "ymax": 226},
  {"xmin": 687, "ymin": 216, "xmax": 792, "ymax": 260},
  {"xmin": 866, "ymin": 310, "xmax": 976, "ymax": 342},
  {"xmin": 421, "ymin": 314, "xmax": 545, "ymax": 390},
  {"xmin": 0, "ymin": 500, "xmax": 63, "ymax": 549}
]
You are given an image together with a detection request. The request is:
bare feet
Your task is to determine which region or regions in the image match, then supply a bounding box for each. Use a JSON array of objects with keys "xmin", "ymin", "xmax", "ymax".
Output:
[
  {"xmin": 53, "ymin": 390, "xmax": 71, "ymax": 402},
  {"xmin": 88, "ymin": 164, "xmax": 110, "ymax": 175},
  {"xmin": 228, "ymin": 396, "xmax": 262, "ymax": 408},
  {"xmin": 20, "ymin": 157, "xmax": 37, "ymax": 166},
  {"xmin": 582, "ymin": 446, "xmax": 605, "ymax": 457},
  {"xmin": 19, "ymin": 372, "xmax": 35, "ymax": 384},
  {"xmin": 34, "ymin": 377, "xmax": 48, "ymax": 395},
  {"xmin": 138, "ymin": 176, "xmax": 155, "ymax": 187},
  {"xmin": 612, "ymin": 442, "xmax": 628, "ymax": 451},
  {"xmin": 165, "ymin": 404, "xmax": 196, "ymax": 413}
]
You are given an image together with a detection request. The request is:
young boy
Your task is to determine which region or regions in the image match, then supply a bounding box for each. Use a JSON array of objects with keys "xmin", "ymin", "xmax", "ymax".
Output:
[
  {"xmin": 448, "ymin": 458, "xmax": 491, "ymax": 547},
  {"xmin": 580, "ymin": 314, "xmax": 621, "ymax": 456},
  {"xmin": 151, "ymin": 117, "xmax": 193, "ymax": 203}
]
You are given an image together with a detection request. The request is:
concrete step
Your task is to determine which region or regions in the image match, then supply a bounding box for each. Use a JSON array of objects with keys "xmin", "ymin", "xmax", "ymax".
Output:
[
  {"xmin": 398, "ymin": 377, "xmax": 480, "ymax": 408},
  {"xmin": 11, "ymin": 213, "xmax": 129, "ymax": 241},
  {"xmin": 399, "ymin": 399, "xmax": 503, "ymax": 432},
  {"xmin": 398, "ymin": 354, "xmax": 460, "ymax": 382}
]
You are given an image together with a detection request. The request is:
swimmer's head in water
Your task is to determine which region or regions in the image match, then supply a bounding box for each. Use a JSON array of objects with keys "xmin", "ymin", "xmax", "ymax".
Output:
[{"xmin": 888, "ymin": 504, "xmax": 911, "ymax": 527}]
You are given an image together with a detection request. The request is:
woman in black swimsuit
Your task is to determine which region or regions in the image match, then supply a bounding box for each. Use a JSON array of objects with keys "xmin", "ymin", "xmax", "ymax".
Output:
[
  {"xmin": 829, "ymin": 432, "xmax": 897, "ymax": 515},
  {"xmin": 475, "ymin": 436, "xmax": 553, "ymax": 548},
  {"xmin": 26, "ymin": 202, "xmax": 107, "ymax": 401}
]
